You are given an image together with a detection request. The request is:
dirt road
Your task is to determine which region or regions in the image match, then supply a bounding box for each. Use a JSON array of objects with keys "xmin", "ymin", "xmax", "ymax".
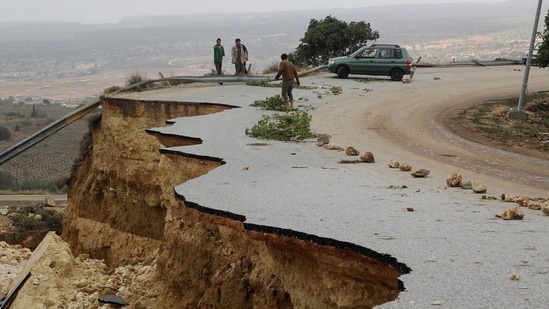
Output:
[{"xmin": 310, "ymin": 65, "xmax": 549, "ymax": 198}]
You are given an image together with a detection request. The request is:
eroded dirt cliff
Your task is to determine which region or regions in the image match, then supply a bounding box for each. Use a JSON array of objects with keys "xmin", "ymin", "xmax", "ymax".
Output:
[{"xmin": 10, "ymin": 96, "xmax": 409, "ymax": 308}]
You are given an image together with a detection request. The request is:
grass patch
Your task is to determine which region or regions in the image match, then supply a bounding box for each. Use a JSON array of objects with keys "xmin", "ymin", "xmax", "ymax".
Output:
[
  {"xmin": 467, "ymin": 93, "xmax": 549, "ymax": 152},
  {"xmin": 246, "ymin": 80, "xmax": 280, "ymax": 87},
  {"xmin": 387, "ymin": 185, "xmax": 408, "ymax": 189}
]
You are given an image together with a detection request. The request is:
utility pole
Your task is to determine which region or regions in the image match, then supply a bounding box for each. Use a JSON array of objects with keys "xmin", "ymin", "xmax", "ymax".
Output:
[{"xmin": 510, "ymin": 0, "xmax": 543, "ymax": 120}]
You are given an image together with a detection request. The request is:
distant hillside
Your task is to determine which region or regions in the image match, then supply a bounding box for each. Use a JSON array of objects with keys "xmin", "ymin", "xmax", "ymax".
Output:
[{"xmin": 0, "ymin": 0, "xmax": 546, "ymax": 76}]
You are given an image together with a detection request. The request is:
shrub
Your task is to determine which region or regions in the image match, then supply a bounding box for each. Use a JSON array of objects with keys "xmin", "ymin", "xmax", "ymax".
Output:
[
  {"xmin": 103, "ymin": 85, "xmax": 122, "ymax": 94},
  {"xmin": 126, "ymin": 71, "xmax": 147, "ymax": 87},
  {"xmin": 245, "ymin": 109, "xmax": 314, "ymax": 141},
  {"xmin": 250, "ymin": 94, "xmax": 286, "ymax": 111},
  {"xmin": 263, "ymin": 62, "xmax": 280, "ymax": 74},
  {"xmin": 11, "ymin": 213, "xmax": 42, "ymax": 231},
  {"xmin": 5, "ymin": 111, "xmax": 24, "ymax": 118},
  {"xmin": 0, "ymin": 126, "xmax": 11, "ymax": 141},
  {"xmin": 11, "ymin": 208, "xmax": 63, "ymax": 236},
  {"xmin": 20, "ymin": 118, "xmax": 33, "ymax": 126}
]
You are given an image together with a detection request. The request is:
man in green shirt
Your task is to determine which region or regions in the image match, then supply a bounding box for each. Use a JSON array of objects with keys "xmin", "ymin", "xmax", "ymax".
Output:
[{"xmin": 213, "ymin": 38, "xmax": 225, "ymax": 75}]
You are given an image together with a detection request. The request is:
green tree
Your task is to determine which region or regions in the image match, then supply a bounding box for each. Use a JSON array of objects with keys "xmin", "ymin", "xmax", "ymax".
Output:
[
  {"xmin": 290, "ymin": 16, "xmax": 379, "ymax": 67},
  {"xmin": 537, "ymin": 10, "xmax": 549, "ymax": 67},
  {"xmin": 0, "ymin": 126, "xmax": 11, "ymax": 141}
]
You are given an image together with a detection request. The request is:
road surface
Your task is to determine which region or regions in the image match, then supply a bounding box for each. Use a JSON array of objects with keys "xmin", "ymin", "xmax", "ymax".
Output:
[{"xmin": 311, "ymin": 65, "xmax": 549, "ymax": 197}]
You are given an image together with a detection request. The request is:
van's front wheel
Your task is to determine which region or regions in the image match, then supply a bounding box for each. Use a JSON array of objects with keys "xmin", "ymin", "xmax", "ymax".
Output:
[
  {"xmin": 337, "ymin": 66, "xmax": 349, "ymax": 79},
  {"xmin": 390, "ymin": 69, "xmax": 404, "ymax": 81}
]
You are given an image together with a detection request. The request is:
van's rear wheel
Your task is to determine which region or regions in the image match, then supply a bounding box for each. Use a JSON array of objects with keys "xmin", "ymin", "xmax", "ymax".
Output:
[
  {"xmin": 390, "ymin": 69, "xmax": 404, "ymax": 81},
  {"xmin": 337, "ymin": 66, "xmax": 349, "ymax": 79}
]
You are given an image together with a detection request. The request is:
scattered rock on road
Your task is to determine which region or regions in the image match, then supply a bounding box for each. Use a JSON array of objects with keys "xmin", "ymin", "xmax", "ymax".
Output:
[
  {"xmin": 360, "ymin": 151, "xmax": 375, "ymax": 163},
  {"xmin": 515, "ymin": 196, "xmax": 529, "ymax": 207},
  {"xmin": 460, "ymin": 181, "xmax": 473, "ymax": 190},
  {"xmin": 345, "ymin": 146, "xmax": 359, "ymax": 156},
  {"xmin": 542, "ymin": 203, "xmax": 549, "ymax": 215},
  {"xmin": 399, "ymin": 163, "xmax": 412, "ymax": 171},
  {"xmin": 496, "ymin": 206, "xmax": 525, "ymax": 220},
  {"xmin": 446, "ymin": 173, "xmax": 463, "ymax": 187},
  {"xmin": 323, "ymin": 143, "xmax": 343, "ymax": 151},
  {"xmin": 411, "ymin": 169, "xmax": 430, "ymax": 177},
  {"xmin": 471, "ymin": 179, "xmax": 487, "ymax": 193},
  {"xmin": 503, "ymin": 194, "xmax": 516, "ymax": 202},
  {"xmin": 317, "ymin": 134, "xmax": 330, "ymax": 146}
]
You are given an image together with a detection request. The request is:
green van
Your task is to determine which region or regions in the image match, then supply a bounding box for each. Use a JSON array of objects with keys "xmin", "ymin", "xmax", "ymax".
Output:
[{"xmin": 327, "ymin": 44, "xmax": 414, "ymax": 81}]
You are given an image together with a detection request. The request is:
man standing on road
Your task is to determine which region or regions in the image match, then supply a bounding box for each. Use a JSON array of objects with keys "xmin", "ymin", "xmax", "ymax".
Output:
[
  {"xmin": 275, "ymin": 53, "xmax": 300, "ymax": 110},
  {"xmin": 231, "ymin": 38, "xmax": 248, "ymax": 75},
  {"xmin": 213, "ymin": 38, "xmax": 225, "ymax": 76}
]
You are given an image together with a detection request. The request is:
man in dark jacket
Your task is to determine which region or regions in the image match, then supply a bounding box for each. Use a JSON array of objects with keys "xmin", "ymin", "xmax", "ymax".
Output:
[{"xmin": 231, "ymin": 38, "xmax": 248, "ymax": 75}]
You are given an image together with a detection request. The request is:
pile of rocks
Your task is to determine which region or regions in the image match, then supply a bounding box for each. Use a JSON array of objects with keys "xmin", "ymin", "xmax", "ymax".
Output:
[
  {"xmin": 387, "ymin": 160, "xmax": 431, "ymax": 178},
  {"xmin": 445, "ymin": 172, "xmax": 487, "ymax": 193},
  {"xmin": 501, "ymin": 194, "xmax": 549, "ymax": 218},
  {"xmin": 1, "ymin": 233, "xmax": 162, "ymax": 309},
  {"xmin": 0, "ymin": 241, "xmax": 32, "ymax": 295}
]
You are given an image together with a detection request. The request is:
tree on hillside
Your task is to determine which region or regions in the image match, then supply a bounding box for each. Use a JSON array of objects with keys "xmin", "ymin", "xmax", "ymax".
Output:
[
  {"xmin": 30, "ymin": 105, "xmax": 47, "ymax": 118},
  {"xmin": 290, "ymin": 16, "xmax": 379, "ymax": 67},
  {"xmin": 30, "ymin": 104, "xmax": 38, "ymax": 118},
  {"xmin": 0, "ymin": 126, "xmax": 11, "ymax": 141},
  {"xmin": 537, "ymin": 10, "xmax": 549, "ymax": 67}
]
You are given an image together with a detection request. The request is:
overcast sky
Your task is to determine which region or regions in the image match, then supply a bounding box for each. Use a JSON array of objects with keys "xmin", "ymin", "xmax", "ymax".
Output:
[{"xmin": 1, "ymin": 0, "xmax": 505, "ymax": 24}]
